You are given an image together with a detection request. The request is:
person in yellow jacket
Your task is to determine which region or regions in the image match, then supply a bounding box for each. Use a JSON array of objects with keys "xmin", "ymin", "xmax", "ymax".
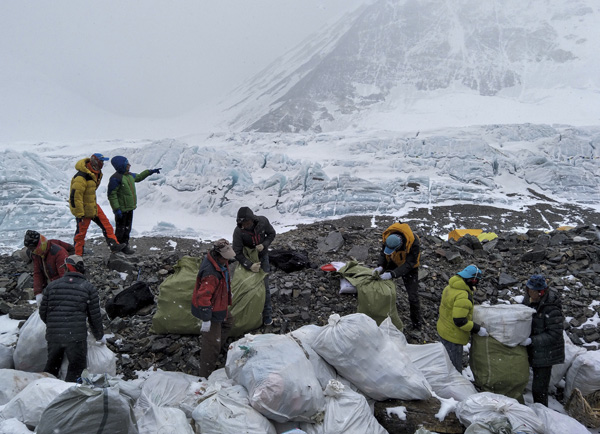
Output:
[
  {"xmin": 373, "ymin": 222, "xmax": 422, "ymax": 329},
  {"xmin": 436, "ymin": 264, "xmax": 488, "ymax": 373},
  {"xmin": 69, "ymin": 153, "xmax": 125, "ymax": 256}
]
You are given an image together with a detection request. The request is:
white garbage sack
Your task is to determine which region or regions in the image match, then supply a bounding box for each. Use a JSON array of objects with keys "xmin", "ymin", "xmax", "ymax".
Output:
[
  {"xmin": 565, "ymin": 350, "xmax": 600, "ymax": 398},
  {"xmin": 455, "ymin": 392, "xmax": 544, "ymax": 434},
  {"xmin": 379, "ymin": 317, "xmax": 476, "ymax": 401},
  {"xmin": 406, "ymin": 343, "xmax": 478, "ymax": 401},
  {"xmin": 86, "ymin": 333, "xmax": 117, "ymax": 376},
  {"xmin": 0, "ymin": 377, "xmax": 72, "ymax": 428},
  {"xmin": 12, "ymin": 311, "xmax": 47, "ymax": 372},
  {"xmin": 0, "ymin": 345, "xmax": 14, "ymax": 369},
  {"xmin": 36, "ymin": 382, "xmax": 138, "ymax": 434},
  {"xmin": 192, "ymin": 384, "xmax": 277, "ymax": 433},
  {"xmin": 301, "ymin": 380, "xmax": 388, "ymax": 434},
  {"xmin": 473, "ymin": 304, "xmax": 535, "ymax": 347},
  {"xmin": 135, "ymin": 370, "xmax": 200, "ymax": 419},
  {"xmin": 311, "ymin": 313, "xmax": 431, "ymax": 401},
  {"xmin": 550, "ymin": 331, "xmax": 587, "ymax": 391},
  {"xmin": 137, "ymin": 404, "xmax": 193, "ymax": 434},
  {"xmin": 289, "ymin": 325, "xmax": 337, "ymax": 390},
  {"xmin": 530, "ymin": 402, "xmax": 591, "ymax": 434},
  {"xmin": 0, "ymin": 418, "xmax": 32, "ymax": 434},
  {"xmin": 0, "ymin": 369, "xmax": 53, "ymax": 405},
  {"xmin": 225, "ymin": 333, "xmax": 325, "ymax": 423}
]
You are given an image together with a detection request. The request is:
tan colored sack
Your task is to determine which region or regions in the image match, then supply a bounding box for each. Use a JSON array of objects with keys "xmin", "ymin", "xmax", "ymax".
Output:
[{"xmin": 565, "ymin": 388, "xmax": 600, "ymax": 429}]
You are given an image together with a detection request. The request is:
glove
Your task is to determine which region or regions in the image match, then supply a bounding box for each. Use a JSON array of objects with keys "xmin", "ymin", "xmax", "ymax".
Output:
[
  {"xmin": 200, "ymin": 321, "xmax": 211, "ymax": 333},
  {"xmin": 372, "ymin": 266, "xmax": 384, "ymax": 276},
  {"xmin": 114, "ymin": 209, "xmax": 123, "ymax": 219},
  {"xmin": 255, "ymin": 244, "xmax": 264, "ymax": 253},
  {"xmin": 150, "ymin": 168, "xmax": 161, "ymax": 174},
  {"xmin": 380, "ymin": 272, "xmax": 393, "ymax": 280},
  {"xmin": 35, "ymin": 293, "xmax": 43, "ymax": 307},
  {"xmin": 477, "ymin": 327, "xmax": 488, "ymax": 337},
  {"xmin": 95, "ymin": 335, "xmax": 107, "ymax": 346},
  {"xmin": 250, "ymin": 263, "xmax": 261, "ymax": 273},
  {"xmin": 520, "ymin": 337, "xmax": 532, "ymax": 346}
]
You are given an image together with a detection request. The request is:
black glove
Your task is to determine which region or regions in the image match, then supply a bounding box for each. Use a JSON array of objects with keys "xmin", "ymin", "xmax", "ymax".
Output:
[{"xmin": 150, "ymin": 168, "xmax": 161, "ymax": 175}]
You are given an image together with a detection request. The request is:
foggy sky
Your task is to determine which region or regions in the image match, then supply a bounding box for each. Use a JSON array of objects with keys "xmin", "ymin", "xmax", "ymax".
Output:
[{"xmin": 0, "ymin": 1, "xmax": 367, "ymax": 141}]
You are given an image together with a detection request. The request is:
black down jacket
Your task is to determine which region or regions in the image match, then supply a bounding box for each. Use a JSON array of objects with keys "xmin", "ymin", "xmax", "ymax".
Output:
[
  {"xmin": 39, "ymin": 272, "xmax": 104, "ymax": 343},
  {"xmin": 524, "ymin": 289, "xmax": 565, "ymax": 368}
]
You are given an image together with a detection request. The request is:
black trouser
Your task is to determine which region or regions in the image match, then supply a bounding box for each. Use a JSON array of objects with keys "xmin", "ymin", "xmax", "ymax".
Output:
[
  {"xmin": 532, "ymin": 365, "xmax": 553, "ymax": 406},
  {"xmin": 199, "ymin": 315, "xmax": 233, "ymax": 378},
  {"xmin": 115, "ymin": 210, "xmax": 134, "ymax": 245},
  {"xmin": 440, "ymin": 336, "xmax": 463, "ymax": 373},
  {"xmin": 400, "ymin": 267, "xmax": 421, "ymax": 328},
  {"xmin": 45, "ymin": 340, "xmax": 87, "ymax": 382},
  {"xmin": 260, "ymin": 253, "xmax": 272, "ymax": 321}
]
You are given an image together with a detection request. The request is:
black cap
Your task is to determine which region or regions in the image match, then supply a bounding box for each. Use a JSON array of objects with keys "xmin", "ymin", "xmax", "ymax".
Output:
[{"xmin": 24, "ymin": 230, "xmax": 40, "ymax": 249}]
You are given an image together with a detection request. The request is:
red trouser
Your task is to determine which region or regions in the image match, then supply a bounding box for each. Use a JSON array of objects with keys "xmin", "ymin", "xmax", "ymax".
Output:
[{"xmin": 73, "ymin": 205, "xmax": 119, "ymax": 255}]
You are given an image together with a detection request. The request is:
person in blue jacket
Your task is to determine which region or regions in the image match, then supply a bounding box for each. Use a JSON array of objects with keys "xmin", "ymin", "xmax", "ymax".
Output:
[{"xmin": 107, "ymin": 156, "xmax": 161, "ymax": 254}]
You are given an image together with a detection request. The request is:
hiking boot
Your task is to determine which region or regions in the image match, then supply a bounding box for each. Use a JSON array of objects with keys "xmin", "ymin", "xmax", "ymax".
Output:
[
  {"xmin": 263, "ymin": 317, "xmax": 273, "ymax": 326},
  {"xmin": 108, "ymin": 240, "xmax": 127, "ymax": 253},
  {"xmin": 121, "ymin": 245, "xmax": 135, "ymax": 255}
]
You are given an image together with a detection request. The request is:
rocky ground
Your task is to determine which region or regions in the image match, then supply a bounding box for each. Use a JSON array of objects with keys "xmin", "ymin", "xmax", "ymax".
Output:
[{"xmin": 1, "ymin": 204, "xmax": 599, "ymax": 383}]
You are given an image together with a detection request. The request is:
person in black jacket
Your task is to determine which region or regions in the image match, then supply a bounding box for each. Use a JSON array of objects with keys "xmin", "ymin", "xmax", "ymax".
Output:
[
  {"xmin": 39, "ymin": 255, "xmax": 105, "ymax": 382},
  {"xmin": 521, "ymin": 274, "xmax": 565, "ymax": 406},
  {"xmin": 232, "ymin": 207, "xmax": 276, "ymax": 326}
]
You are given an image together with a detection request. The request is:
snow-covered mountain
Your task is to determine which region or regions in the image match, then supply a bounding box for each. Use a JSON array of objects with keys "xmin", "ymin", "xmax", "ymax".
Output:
[
  {"xmin": 224, "ymin": 0, "xmax": 600, "ymax": 133},
  {"xmin": 1, "ymin": 123, "xmax": 599, "ymax": 253}
]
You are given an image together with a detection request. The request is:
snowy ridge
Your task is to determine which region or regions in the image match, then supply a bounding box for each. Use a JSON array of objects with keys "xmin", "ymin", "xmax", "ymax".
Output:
[
  {"xmin": 1, "ymin": 123, "xmax": 599, "ymax": 254},
  {"xmin": 223, "ymin": 0, "xmax": 600, "ymax": 133}
]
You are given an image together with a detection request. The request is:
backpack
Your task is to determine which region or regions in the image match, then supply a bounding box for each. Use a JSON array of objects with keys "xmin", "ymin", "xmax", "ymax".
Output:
[
  {"xmin": 268, "ymin": 249, "xmax": 311, "ymax": 273},
  {"xmin": 105, "ymin": 281, "xmax": 154, "ymax": 319}
]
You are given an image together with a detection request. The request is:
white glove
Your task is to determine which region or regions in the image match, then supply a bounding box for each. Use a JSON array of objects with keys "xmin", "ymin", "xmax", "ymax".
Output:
[
  {"xmin": 255, "ymin": 244, "xmax": 264, "ymax": 252},
  {"xmin": 95, "ymin": 335, "xmax": 107, "ymax": 346},
  {"xmin": 520, "ymin": 337, "xmax": 532, "ymax": 346},
  {"xmin": 35, "ymin": 293, "xmax": 43, "ymax": 307},
  {"xmin": 380, "ymin": 272, "xmax": 393, "ymax": 280},
  {"xmin": 477, "ymin": 327, "xmax": 488, "ymax": 337},
  {"xmin": 250, "ymin": 263, "xmax": 261, "ymax": 273},
  {"xmin": 200, "ymin": 321, "xmax": 211, "ymax": 333},
  {"xmin": 372, "ymin": 266, "xmax": 384, "ymax": 276}
]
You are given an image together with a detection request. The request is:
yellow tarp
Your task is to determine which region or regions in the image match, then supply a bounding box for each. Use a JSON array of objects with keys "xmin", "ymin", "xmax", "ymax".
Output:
[{"xmin": 448, "ymin": 229, "xmax": 482, "ymax": 241}]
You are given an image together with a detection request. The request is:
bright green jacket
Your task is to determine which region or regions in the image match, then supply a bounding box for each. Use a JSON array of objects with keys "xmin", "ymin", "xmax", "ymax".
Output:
[
  {"xmin": 107, "ymin": 170, "xmax": 151, "ymax": 212},
  {"xmin": 436, "ymin": 275, "xmax": 477, "ymax": 345}
]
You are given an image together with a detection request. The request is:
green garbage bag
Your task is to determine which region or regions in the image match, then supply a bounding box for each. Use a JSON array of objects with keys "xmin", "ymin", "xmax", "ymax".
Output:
[
  {"xmin": 337, "ymin": 261, "xmax": 403, "ymax": 331},
  {"xmin": 229, "ymin": 247, "xmax": 267, "ymax": 338},
  {"xmin": 151, "ymin": 256, "xmax": 203, "ymax": 335},
  {"xmin": 470, "ymin": 334, "xmax": 529, "ymax": 403}
]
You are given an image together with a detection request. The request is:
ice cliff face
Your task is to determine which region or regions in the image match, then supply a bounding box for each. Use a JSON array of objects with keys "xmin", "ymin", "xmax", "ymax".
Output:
[
  {"xmin": 224, "ymin": 0, "xmax": 599, "ymax": 133},
  {"xmin": 1, "ymin": 124, "xmax": 599, "ymax": 252}
]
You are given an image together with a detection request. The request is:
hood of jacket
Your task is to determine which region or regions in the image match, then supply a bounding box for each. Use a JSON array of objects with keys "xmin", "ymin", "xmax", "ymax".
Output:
[
  {"xmin": 111, "ymin": 156, "xmax": 129, "ymax": 174},
  {"xmin": 236, "ymin": 207, "xmax": 256, "ymax": 227}
]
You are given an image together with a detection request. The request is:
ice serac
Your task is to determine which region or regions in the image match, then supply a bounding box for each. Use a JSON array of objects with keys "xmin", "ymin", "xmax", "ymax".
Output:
[{"xmin": 224, "ymin": 0, "xmax": 598, "ymax": 133}]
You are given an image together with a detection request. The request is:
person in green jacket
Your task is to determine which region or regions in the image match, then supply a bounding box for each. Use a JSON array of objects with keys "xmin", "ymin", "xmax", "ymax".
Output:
[
  {"xmin": 107, "ymin": 156, "xmax": 161, "ymax": 254},
  {"xmin": 436, "ymin": 264, "xmax": 488, "ymax": 373}
]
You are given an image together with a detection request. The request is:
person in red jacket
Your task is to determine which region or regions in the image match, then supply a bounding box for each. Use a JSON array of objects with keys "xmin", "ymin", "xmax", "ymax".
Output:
[
  {"xmin": 191, "ymin": 239, "xmax": 236, "ymax": 378},
  {"xmin": 23, "ymin": 230, "xmax": 73, "ymax": 305}
]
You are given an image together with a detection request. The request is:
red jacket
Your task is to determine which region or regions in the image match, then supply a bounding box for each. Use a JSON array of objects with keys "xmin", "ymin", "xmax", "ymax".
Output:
[
  {"xmin": 191, "ymin": 252, "xmax": 232, "ymax": 322},
  {"xmin": 32, "ymin": 240, "xmax": 73, "ymax": 295}
]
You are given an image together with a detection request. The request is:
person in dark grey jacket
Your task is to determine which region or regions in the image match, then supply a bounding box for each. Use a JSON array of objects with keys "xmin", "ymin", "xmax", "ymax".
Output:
[
  {"xmin": 232, "ymin": 206, "xmax": 276, "ymax": 326},
  {"xmin": 521, "ymin": 274, "xmax": 565, "ymax": 406},
  {"xmin": 39, "ymin": 255, "xmax": 105, "ymax": 382}
]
